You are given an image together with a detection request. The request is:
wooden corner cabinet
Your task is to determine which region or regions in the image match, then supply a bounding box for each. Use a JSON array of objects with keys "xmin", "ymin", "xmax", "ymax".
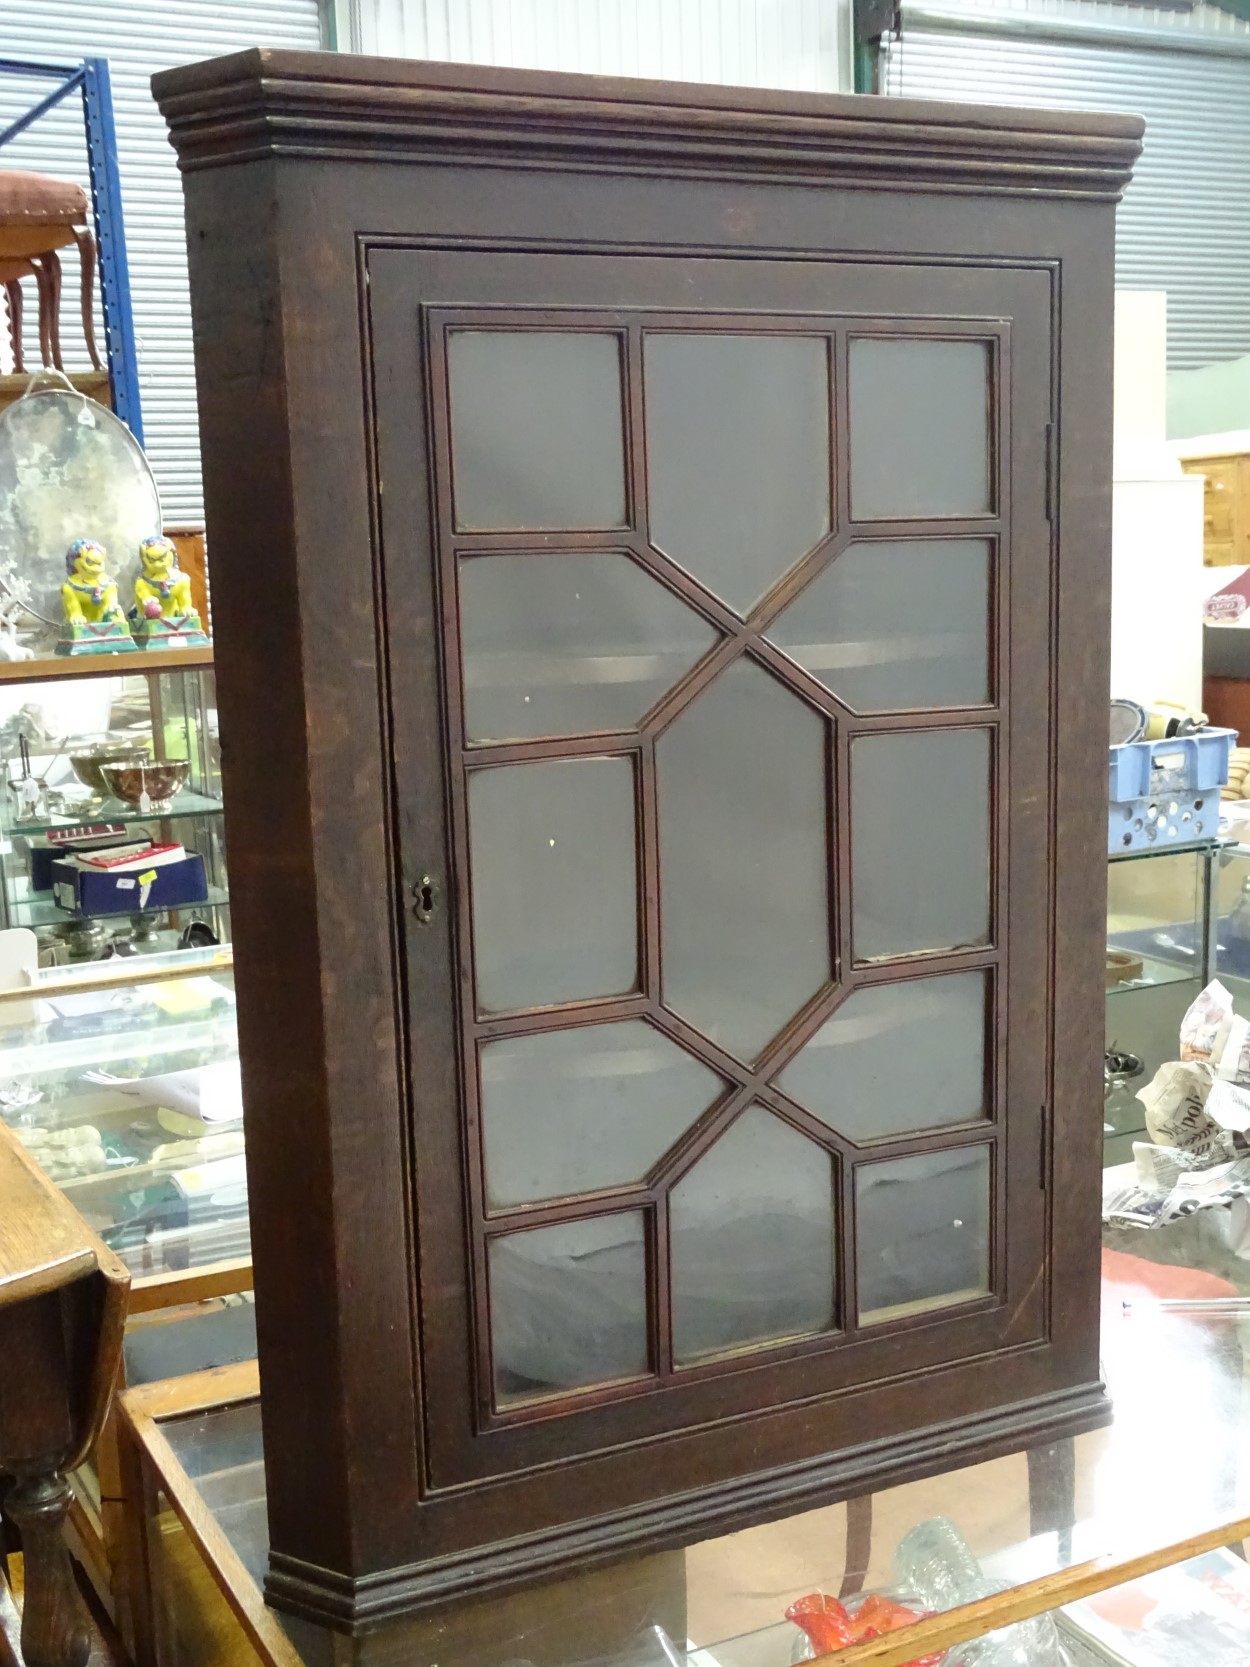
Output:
[{"xmin": 153, "ymin": 52, "xmax": 1141, "ymax": 1629}]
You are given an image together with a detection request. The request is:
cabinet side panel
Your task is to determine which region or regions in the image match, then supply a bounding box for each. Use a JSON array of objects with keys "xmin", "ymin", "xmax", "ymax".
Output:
[
  {"xmin": 1049, "ymin": 202, "xmax": 1116, "ymax": 1374},
  {"xmin": 178, "ymin": 156, "xmax": 422, "ymax": 1575}
]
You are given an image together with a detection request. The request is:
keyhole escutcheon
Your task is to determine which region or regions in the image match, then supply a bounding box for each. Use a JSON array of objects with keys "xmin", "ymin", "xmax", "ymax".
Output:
[{"xmin": 412, "ymin": 874, "xmax": 438, "ymax": 925}]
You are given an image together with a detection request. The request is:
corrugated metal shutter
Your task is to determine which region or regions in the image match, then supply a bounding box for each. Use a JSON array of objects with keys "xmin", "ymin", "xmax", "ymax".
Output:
[
  {"xmin": 0, "ymin": 1, "xmax": 324, "ymax": 521},
  {"xmin": 882, "ymin": 2, "xmax": 1250, "ymax": 371},
  {"xmin": 348, "ymin": 0, "xmax": 847, "ymax": 93}
]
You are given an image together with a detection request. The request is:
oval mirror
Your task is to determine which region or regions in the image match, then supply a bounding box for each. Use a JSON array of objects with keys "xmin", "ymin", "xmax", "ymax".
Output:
[{"xmin": 0, "ymin": 378, "xmax": 161, "ymax": 648}]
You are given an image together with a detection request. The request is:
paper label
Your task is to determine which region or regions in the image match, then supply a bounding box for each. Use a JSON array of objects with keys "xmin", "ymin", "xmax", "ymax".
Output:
[{"xmin": 171, "ymin": 1152, "xmax": 247, "ymax": 1198}]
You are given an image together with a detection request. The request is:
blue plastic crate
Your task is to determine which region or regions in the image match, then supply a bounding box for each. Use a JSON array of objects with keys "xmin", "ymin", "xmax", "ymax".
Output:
[{"xmin": 1108, "ymin": 728, "xmax": 1237, "ymax": 853}]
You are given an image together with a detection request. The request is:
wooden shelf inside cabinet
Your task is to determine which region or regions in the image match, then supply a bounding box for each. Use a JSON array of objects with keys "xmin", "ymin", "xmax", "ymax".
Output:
[
  {"xmin": 113, "ymin": 1262, "xmax": 1250, "ymax": 1667},
  {"xmin": 0, "ymin": 644, "xmax": 213, "ymax": 685}
]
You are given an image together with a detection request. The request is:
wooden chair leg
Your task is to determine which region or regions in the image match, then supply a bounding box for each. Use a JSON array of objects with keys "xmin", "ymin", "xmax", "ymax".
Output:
[
  {"xmin": 31, "ymin": 259, "xmax": 53, "ymax": 369},
  {"xmin": 42, "ymin": 251, "xmax": 64, "ymax": 373},
  {"xmin": 3, "ymin": 282, "xmax": 22, "ymax": 374},
  {"xmin": 72, "ymin": 229, "xmax": 102, "ymax": 372}
]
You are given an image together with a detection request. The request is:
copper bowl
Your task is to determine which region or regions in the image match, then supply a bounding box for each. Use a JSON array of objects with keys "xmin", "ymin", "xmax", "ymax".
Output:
[
  {"xmin": 70, "ymin": 744, "xmax": 150, "ymax": 798},
  {"xmin": 101, "ymin": 759, "xmax": 190, "ymax": 814}
]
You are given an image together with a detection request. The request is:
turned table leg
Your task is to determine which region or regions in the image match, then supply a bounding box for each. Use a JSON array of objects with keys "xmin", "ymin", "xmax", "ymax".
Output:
[
  {"xmin": 0, "ymin": 1295, "xmax": 91, "ymax": 1667},
  {"xmin": 5, "ymin": 1475, "xmax": 89, "ymax": 1667}
]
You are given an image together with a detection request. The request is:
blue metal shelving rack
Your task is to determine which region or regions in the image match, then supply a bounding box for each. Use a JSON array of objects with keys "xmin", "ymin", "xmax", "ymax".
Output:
[{"xmin": 0, "ymin": 55, "xmax": 143, "ymax": 443}]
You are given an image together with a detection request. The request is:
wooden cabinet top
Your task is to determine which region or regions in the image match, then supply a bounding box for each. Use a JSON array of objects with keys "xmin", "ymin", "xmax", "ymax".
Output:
[{"xmin": 154, "ymin": 49, "xmax": 1142, "ymax": 199}]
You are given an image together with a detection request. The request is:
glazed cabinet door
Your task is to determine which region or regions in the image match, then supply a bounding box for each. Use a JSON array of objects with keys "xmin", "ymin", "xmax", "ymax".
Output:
[{"xmin": 371, "ymin": 248, "xmax": 1056, "ymax": 1491}]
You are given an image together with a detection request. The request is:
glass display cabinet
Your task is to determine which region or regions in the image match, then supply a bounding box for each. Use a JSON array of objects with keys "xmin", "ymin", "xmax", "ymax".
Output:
[
  {"xmin": 157, "ymin": 49, "xmax": 1140, "ymax": 1621},
  {"xmin": 0, "ymin": 945, "xmax": 242, "ymax": 1282},
  {"xmin": 1104, "ymin": 841, "xmax": 1224, "ymax": 1165},
  {"xmin": 0, "ymin": 648, "xmax": 245, "ymax": 1619},
  {"xmin": 0, "ymin": 652, "xmax": 227, "ymax": 957},
  {"xmin": 1104, "ymin": 837, "xmax": 1250, "ymax": 1164},
  {"xmin": 1214, "ymin": 840, "xmax": 1250, "ymax": 1005},
  {"xmin": 115, "ymin": 1254, "xmax": 1250, "ymax": 1667},
  {"xmin": 0, "ymin": 936, "xmax": 247, "ymax": 1623}
]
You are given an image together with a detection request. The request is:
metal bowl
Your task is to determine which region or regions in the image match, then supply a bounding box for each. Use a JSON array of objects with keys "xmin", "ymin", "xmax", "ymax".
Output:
[
  {"xmin": 70, "ymin": 744, "xmax": 150, "ymax": 798},
  {"xmin": 100, "ymin": 759, "xmax": 190, "ymax": 814}
]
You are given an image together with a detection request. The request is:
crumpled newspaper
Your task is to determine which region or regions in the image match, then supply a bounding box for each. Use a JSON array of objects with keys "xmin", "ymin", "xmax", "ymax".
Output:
[
  {"xmin": 1103, "ymin": 981, "xmax": 1250, "ymax": 1233},
  {"xmin": 1104, "ymin": 1144, "xmax": 1250, "ymax": 1234},
  {"xmin": 1135, "ymin": 1058, "xmax": 1243, "ymax": 1162},
  {"xmin": 1177, "ymin": 979, "xmax": 1250, "ymax": 1101},
  {"xmin": 1180, "ymin": 980, "xmax": 1235, "ymax": 1063}
]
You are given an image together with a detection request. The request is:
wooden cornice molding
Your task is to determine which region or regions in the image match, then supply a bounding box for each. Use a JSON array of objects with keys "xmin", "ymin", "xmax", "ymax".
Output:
[{"xmin": 153, "ymin": 48, "xmax": 1143, "ymax": 201}]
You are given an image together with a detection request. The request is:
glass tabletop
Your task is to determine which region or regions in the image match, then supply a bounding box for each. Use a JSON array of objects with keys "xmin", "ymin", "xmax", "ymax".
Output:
[{"xmin": 154, "ymin": 1245, "xmax": 1250, "ymax": 1667}]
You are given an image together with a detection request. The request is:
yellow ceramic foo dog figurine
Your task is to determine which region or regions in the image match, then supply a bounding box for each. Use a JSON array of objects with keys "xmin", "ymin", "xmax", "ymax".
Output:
[
  {"xmin": 130, "ymin": 536, "xmax": 208, "ymax": 648},
  {"xmin": 57, "ymin": 540, "xmax": 136, "ymax": 656}
]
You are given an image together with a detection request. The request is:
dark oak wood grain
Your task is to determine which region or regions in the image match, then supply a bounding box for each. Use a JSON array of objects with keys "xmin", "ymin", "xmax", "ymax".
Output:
[{"xmin": 153, "ymin": 50, "xmax": 1139, "ymax": 1628}]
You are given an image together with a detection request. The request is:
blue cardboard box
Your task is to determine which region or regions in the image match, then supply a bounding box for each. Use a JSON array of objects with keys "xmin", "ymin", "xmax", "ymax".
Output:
[
  {"xmin": 27, "ymin": 824, "xmax": 140, "ymax": 893},
  {"xmin": 52, "ymin": 850, "xmax": 208, "ymax": 918}
]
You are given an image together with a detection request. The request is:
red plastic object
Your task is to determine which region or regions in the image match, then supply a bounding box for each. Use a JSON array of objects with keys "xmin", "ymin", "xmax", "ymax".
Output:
[
  {"xmin": 786, "ymin": 1591, "xmax": 945, "ymax": 1665},
  {"xmin": 786, "ymin": 1592, "xmax": 856, "ymax": 1653}
]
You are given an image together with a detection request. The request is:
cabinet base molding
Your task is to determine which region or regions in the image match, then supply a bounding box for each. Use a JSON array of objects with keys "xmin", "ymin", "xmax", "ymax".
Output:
[{"xmin": 265, "ymin": 1377, "xmax": 1110, "ymax": 1630}]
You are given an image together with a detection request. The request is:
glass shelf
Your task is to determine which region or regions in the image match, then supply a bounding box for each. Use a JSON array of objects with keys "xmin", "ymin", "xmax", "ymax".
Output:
[
  {"xmin": 1108, "ymin": 837, "xmax": 1232, "ymax": 865},
  {"xmin": 0, "ymin": 1007, "xmax": 234, "ymax": 1076},
  {"xmin": 2, "ymin": 787, "xmax": 224, "ymax": 838},
  {"xmin": 138, "ymin": 1247, "xmax": 1250, "ymax": 1667},
  {"xmin": 0, "ymin": 941, "xmax": 233, "ymax": 1003},
  {"xmin": 1105, "ymin": 948, "xmax": 1203, "ymax": 994},
  {"xmin": 2, "ymin": 880, "xmax": 229, "ymax": 929}
]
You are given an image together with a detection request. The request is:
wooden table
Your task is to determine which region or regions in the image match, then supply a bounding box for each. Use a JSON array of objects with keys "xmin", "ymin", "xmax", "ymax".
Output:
[{"xmin": 0, "ymin": 1122, "xmax": 128, "ymax": 1667}]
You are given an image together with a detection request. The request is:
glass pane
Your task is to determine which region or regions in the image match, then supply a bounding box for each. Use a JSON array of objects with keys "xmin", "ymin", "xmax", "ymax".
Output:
[
  {"xmin": 469, "ymin": 757, "xmax": 638, "ymax": 1012},
  {"xmin": 779, "ymin": 972, "xmax": 989, "ymax": 1142},
  {"xmin": 851, "ymin": 729, "xmax": 991, "ymax": 962},
  {"xmin": 849, "ymin": 338, "xmax": 992, "ymax": 520},
  {"xmin": 447, "ymin": 330, "xmax": 626, "ymax": 531},
  {"xmin": 459, "ymin": 552, "xmax": 717, "ymax": 742},
  {"xmin": 644, "ymin": 333, "xmax": 830, "ymax": 615},
  {"xmin": 0, "ymin": 956, "xmax": 244, "ymax": 1281},
  {"xmin": 1106, "ymin": 848, "xmax": 1206, "ymax": 1159},
  {"xmin": 671, "ymin": 1105, "xmax": 835, "ymax": 1363},
  {"xmin": 480, "ymin": 1021, "xmax": 724, "ymax": 1208},
  {"xmin": 856, "ymin": 1145, "xmax": 991, "ymax": 1324},
  {"xmin": 657, "ymin": 658, "xmax": 831, "ymax": 1060},
  {"xmin": 768, "ymin": 539, "xmax": 990, "ymax": 712},
  {"xmin": 489, "ymin": 1213, "xmax": 649, "ymax": 1403}
]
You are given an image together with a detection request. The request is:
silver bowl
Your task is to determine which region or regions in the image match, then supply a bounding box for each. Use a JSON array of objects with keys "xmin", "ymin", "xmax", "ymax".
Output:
[
  {"xmin": 100, "ymin": 759, "xmax": 190, "ymax": 815},
  {"xmin": 70, "ymin": 743, "xmax": 150, "ymax": 798}
]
